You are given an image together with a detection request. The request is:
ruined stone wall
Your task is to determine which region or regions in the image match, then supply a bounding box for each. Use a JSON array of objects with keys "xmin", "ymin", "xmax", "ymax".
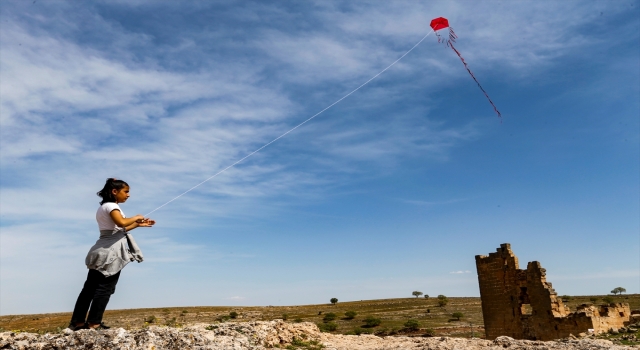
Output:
[
  {"xmin": 475, "ymin": 243, "xmax": 524, "ymax": 339},
  {"xmin": 475, "ymin": 244, "xmax": 631, "ymax": 341},
  {"xmin": 584, "ymin": 304, "xmax": 632, "ymax": 333}
]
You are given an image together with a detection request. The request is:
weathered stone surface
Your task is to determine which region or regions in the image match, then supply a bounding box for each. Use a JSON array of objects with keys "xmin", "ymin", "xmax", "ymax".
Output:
[
  {"xmin": 476, "ymin": 244, "xmax": 632, "ymax": 341},
  {"xmin": 0, "ymin": 321, "xmax": 634, "ymax": 349}
]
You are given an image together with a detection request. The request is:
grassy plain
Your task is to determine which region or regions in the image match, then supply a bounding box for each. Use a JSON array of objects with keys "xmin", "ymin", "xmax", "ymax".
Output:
[{"xmin": 1, "ymin": 294, "xmax": 638, "ymax": 338}]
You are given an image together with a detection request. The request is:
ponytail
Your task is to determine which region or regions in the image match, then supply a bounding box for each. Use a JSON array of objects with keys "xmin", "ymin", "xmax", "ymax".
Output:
[{"xmin": 97, "ymin": 178, "xmax": 129, "ymax": 205}]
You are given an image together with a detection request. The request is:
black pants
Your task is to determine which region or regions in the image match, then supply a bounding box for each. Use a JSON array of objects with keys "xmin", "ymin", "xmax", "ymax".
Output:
[{"xmin": 70, "ymin": 269, "xmax": 121, "ymax": 325}]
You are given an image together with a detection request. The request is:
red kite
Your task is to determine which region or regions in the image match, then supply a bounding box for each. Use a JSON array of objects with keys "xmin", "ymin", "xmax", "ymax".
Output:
[{"xmin": 431, "ymin": 17, "xmax": 501, "ymax": 118}]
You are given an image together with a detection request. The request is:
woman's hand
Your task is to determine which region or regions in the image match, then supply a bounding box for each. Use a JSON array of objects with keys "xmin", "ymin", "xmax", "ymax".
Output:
[
  {"xmin": 136, "ymin": 218, "xmax": 156, "ymax": 227},
  {"xmin": 125, "ymin": 217, "xmax": 155, "ymax": 232}
]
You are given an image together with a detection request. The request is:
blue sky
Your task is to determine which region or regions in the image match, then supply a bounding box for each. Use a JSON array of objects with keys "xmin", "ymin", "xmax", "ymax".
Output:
[{"xmin": 1, "ymin": 0, "xmax": 638, "ymax": 315}]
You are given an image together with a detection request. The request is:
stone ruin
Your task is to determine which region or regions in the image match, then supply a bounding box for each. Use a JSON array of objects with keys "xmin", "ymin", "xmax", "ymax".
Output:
[{"xmin": 475, "ymin": 243, "xmax": 631, "ymax": 341}]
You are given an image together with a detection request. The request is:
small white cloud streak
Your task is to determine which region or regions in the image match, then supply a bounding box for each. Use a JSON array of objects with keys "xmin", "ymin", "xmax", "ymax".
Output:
[{"xmin": 450, "ymin": 270, "xmax": 472, "ymax": 274}]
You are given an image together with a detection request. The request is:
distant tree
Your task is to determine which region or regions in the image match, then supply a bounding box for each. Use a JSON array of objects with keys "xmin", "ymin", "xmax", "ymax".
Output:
[
  {"xmin": 452, "ymin": 312, "xmax": 464, "ymax": 321},
  {"xmin": 282, "ymin": 313, "xmax": 289, "ymax": 321},
  {"xmin": 603, "ymin": 296, "xmax": 614, "ymax": 304},
  {"xmin": 330, "ymin": 298, "xmax": 338, "ymax": 305},
  {"xmin": 423, "ymin": 294, "xmax": 429, "ymax": 299},
  {"xmin": 229, "ymin": 311, "xmax": 238, "ymax": 319},
  {"xmin": 323, "ymin": 313, "xmax": 337, "ymax": 323},
  {"xmin": 404, "ymin": 319, "xmax": 420, "ymax": 331},
  {"xmin": 412, "ymin": 291, "xmax": 423, "ymax": 298},
  {"xmin": 363, "ymin": 316, "xmax": 382, "ymax": 328},
  {"xmin": 561, "ymin": 295, "xmax": 571, "ymax": 302},
  {"xmin": 437, "ymin": 294, "xmax": 449, "ymax": 307},
  {"xmin": 344, "ymin": 311, "xmax": 357, "ymax": 320},
  {"xmin": 611, "ymin": 287, "xmax": 626, "ymax": 295}
]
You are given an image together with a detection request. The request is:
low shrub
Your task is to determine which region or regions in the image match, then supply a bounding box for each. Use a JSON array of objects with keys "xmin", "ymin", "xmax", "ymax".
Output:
[
  {"xmin": 404, "ymin": 319, "xmax": 420, "ymax": 331},
  {"xmin": 317, "ymin": 322, "xmax": 338, "ymax": 332},
  {"xmin": 424, "ymin": 328, "xmax": 435, "ymax": 336},
  {"xmin": 287, "ymin": 337, "xmax": 324, "ymax": 350},
  {"xmin": 229, "ymin": 311, "xmax": 238, "ymax": 319},
  {"xmin": 216, "ymin": 315, "xmax": 230, "ymax": 322},
  {"xmin": 363, "ymin": 316, "xmax": 381, "ymax": 327},
  {"xmin": 353, "ymin": 327, "xmax": 373, "ymax": 335},
  {"xmin": 344, "ymin": 311, "xmax": 357, "ymax": 320},
  {"xmin": 322, "ymin": 313, "xmax": 337, "ymax": 322},
  {"xmin": 165, "ymin": 317, "xmax": 178, "ymax": 327},
  {"xmin": 145, "ymin": 315, "xmax": 157, "ymax": 323}
]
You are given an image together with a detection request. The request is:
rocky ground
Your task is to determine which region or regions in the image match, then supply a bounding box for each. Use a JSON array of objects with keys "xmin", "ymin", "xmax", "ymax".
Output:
[{"xmin": 0, "ymin": 320, "xmax": 637, "ymax": 350}]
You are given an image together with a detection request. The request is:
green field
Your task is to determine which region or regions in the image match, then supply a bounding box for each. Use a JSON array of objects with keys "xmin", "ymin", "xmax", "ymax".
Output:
[{"xmin": 1, "ymin": 294, "xmax": 638, "ymax": 338}]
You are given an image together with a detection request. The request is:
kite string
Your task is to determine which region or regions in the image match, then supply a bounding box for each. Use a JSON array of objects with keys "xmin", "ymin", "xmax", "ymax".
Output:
[{"xmin": 145, "ymin": 29, "xmax": 434, "ymax": 216}]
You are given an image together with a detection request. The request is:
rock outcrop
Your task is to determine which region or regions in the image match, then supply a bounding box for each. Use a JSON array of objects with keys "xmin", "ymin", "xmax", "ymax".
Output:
[{"xmin": 0, "ymin": 320, "xmax": 635, "ymax": 349}]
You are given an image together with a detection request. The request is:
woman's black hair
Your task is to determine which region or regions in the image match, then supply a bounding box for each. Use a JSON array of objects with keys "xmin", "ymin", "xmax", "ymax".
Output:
[{"xmin": 97, "ymin": 178, "xmax": 129, "ymax": 205}]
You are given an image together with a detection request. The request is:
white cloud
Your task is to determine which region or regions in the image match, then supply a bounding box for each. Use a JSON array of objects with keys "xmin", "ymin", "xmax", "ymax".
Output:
[{"xmin": 450, "ymin": 270, "xmax": 471, "ymax": 274}]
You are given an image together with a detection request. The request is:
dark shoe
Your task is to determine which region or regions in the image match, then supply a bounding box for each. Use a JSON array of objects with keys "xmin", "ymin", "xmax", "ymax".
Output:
[
  {"xmin": 68, "ymin": 322, "xmax": 89, "ymax": 331},
  {"xmin": 88, "ymin": 323, "xmax": 110, "ymax": 330}
]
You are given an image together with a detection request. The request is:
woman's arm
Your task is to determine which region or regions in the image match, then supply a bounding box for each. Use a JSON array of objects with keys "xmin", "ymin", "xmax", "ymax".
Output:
[{"xmin": 109, "ymin": 209, "xmax": 146, "ymax": 228}]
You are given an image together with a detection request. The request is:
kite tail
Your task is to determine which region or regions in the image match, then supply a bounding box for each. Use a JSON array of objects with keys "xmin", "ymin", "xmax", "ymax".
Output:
[
  {"xmin": 448, "ymin": 42, "xmax": 502, "ymax": 119},
  {"xmin": 448, "ymin": 28, "xmax": 458, "ymax": 44},
  {"xmin": 435, "ymin": 31, "xmax": 443, "ymax": 43}
]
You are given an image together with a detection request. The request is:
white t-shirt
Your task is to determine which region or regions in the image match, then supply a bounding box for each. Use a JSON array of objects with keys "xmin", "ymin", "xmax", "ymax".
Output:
[{"xmin": 96, "ymin": 202, "xmax": 125, "ymax": 231}]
